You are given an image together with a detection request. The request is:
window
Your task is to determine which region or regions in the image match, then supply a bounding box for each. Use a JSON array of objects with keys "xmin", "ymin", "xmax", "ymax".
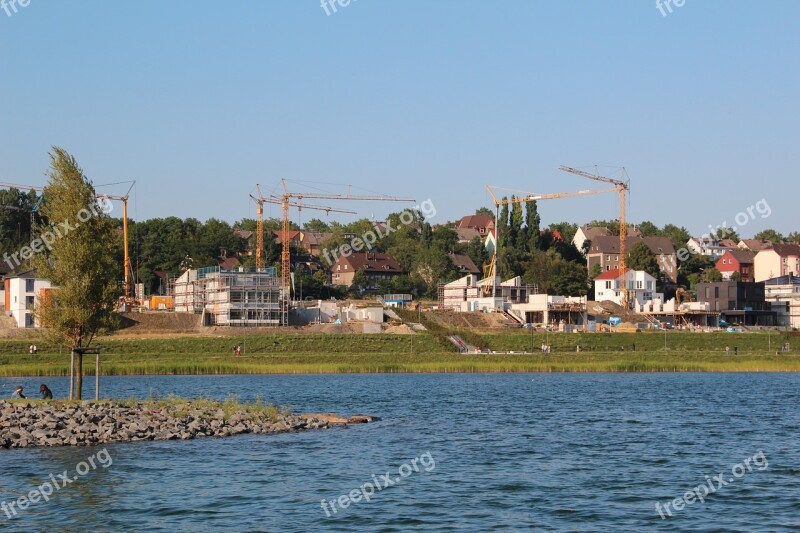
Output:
[
  {"xmin": 344, "ymin": 265, "xmax": 348, "ymax": 270},
  {"xmin": 637, "ymin": 281, "xmax": 643, "ymax": 289},
  {"xmin": 605, "ymin": 281, "xmax": 612, "ymax": 289},
  {"xmin": 25, "ymin": 279, "xmax": 35, "ymax": 292},
  {"xmin": 25, "ymin": 296, "xmax": 34, "ymax": 309},
  {"xmin": 714, "ymin": 287, "xmax": 719, "ymax": 298}
]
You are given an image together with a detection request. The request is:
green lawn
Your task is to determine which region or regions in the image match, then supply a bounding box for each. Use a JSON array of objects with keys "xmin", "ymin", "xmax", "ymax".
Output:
[{"xmin": 0, "ymin": 331, "xmax": 798, "ymax": 376}]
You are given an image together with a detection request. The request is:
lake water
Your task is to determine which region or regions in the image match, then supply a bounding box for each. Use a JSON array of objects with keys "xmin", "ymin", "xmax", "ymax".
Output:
[{"xmin": 1, "ymin": 373, "xmax": 798, "ymax": 531}]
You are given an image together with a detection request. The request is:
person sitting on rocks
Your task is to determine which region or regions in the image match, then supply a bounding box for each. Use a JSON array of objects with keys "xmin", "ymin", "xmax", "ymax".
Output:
[
  {"xmin": 40, "ymin": 384, "xmax": 53, "ymax": 400},
  {"xmin": 14, "ymin": 386, "xmax": 26, "ymax": 399}
]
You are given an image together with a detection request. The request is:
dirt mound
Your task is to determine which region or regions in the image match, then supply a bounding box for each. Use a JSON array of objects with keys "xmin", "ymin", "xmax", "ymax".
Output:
[
  {"xmin": 424, "ymin": 310, "xmax": 517, "ymax": 330},
  {"xmin": 384, "ymin": 324, "xmax": 415, "ymax": 334}
]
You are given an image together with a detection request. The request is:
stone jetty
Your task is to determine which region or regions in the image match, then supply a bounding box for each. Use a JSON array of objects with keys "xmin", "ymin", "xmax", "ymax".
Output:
[{"xmin": 0, "ymin": 400, "xmax": 379, "ymax": 449}]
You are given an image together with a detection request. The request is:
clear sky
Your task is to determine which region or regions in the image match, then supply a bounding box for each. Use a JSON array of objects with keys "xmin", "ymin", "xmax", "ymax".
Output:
[{"xmin": 1, "ymin": 0, "xmax": 797, "ymax": 237}]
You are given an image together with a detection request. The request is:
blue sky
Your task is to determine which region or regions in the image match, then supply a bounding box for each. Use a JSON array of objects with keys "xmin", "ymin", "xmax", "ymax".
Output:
[{"xmin": 1, "ymin": 1, "xmax": 797, "ymax": 237}]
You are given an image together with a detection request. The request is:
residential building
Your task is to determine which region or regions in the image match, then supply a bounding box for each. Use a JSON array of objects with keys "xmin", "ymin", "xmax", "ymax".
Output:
[
  {"xmin": 695, "ymin": 281, "xmax": 775, "ymax": 326},
  {"xmin": 686, "ymin": 236, "xmax": 737, "ymax": 259},
  {"xmin": 3, "ymin": 270, "xmax": 53, "ymax": 328},
  {"xmin": 456, "ymin": 214, "xmax": 495, "ymax": 236},
  {"xmin": 330, "ymin": 252, "xmax": 402, "ymax": 290},
  {"xmin": 764, "ymin": 274, "xmax": 800, "ymax": 328},
  {"xmin": 587, "ymin": 236, "xmax": 678, "ymax": 283},
  {"xmin": 594, "ymin": 269, "xmax": 661, "ymax": 307},
  {"xmin": 715, "ymin": 250, "xmax": 755, "ymax": 281},
  {"xmin": 738, "ymin": 239, "xmax": 773, "ymax": 252},
  {"xmin": 573, "ymin": 225, "xmax": 609, "ymax": 253},
  {"xmin": 273, "ymin": 230, "xmax": 333, "ymax": 257},
  {"xmin": 438, "ymin": 274, "xmax": 534, "ymax": 312},
  {"xmin": 573, "ymin": 224, "xmax": 641, "ymax": 254},
  {"xmin": 447, "ymin": 253, "xmax": 481, "ymax": 277},
  {"xmin": 754, "ymin": 244, "xmax": 800, "ymax": 282}
]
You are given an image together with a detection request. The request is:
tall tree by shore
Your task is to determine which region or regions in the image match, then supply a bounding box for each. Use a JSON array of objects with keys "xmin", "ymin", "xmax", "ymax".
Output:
[{"xmin": 34, "ymin": 147, "xmax": 120, "ymax": 399}]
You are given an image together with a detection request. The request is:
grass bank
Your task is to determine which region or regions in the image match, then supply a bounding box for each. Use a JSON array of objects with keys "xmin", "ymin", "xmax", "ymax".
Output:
[{"xmin": 1, "ymin": 331, "xmax": 799, "ymax": 375}]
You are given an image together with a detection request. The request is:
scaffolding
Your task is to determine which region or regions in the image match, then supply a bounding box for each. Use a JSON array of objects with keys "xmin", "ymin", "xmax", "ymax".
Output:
[{"xmin": 173, "ymin": 266, "xmax": 287, "ymax": 326}]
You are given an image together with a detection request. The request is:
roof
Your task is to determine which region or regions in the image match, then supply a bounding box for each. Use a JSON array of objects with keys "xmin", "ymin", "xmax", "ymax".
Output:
[
  {"xmin": 273, "ymin": 230, "xmax": 302, "ymax": 244},
  {"xmin": 456, "ymin": 227, "xmax": 482, "ymax": 242},
  {"xmin": 764, "ymin": 274, "xmax": 800, "ymax": 285},
  {"xmin": 580, "ymin": 226, "xmax": 610, "ymax": 240},
  {"xmin": 233, "ymin": 229, "xmax": 253, "ymax": 240},
  {"xmin": 739, "ymin": 239, "xmax": 772, "ymax": 251},
  {"xmin": 723, "ymin": 249, "xmax": 755, "ymax": 263},
  {"xmin": 218, "ymin": 257, "xmax": 241, "ymax": 270},
  {"xmin": 594, "ymin": 268, "xmax": 629, "ymax": 280},
  {"xmin": 3, "ymin": 268, "xmax": 39, "ymax": 279},
  {"xmin": 301, "ymin": 232, "xmax": 333, "ymax": 246},
  {"xmin": 766, "ymin": 243, "xmax": 800, "ymax": 257},
  {"xmin": 589, "ymin": 236, "xmax": 676, "ymax": 255},
  {"xmin": 337, "ymin": 252, "xmax": 402, "ymax": 273},
  {"xmin": 447, "ymin": 253, "xmax": 480, "ymax": 274},
  {"xmin": 719, "ymin": 239, "xmax": 738, "ymax": 248},
  {"xmin": 457, "ymin": 215, "xmax": 494, "ymax": 230}
]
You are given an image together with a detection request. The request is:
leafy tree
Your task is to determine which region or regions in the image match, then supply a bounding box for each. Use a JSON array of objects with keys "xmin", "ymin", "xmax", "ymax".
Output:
[
  {"xmin": 351, "ymin": 270, "xmax": 368, "ymax": 291},
  {"xmin": 730, "ymin": 271, "xmax": 742, "ymax": 282},
  {"xmin": 626, "ymin": 242, "xmax": 660, "ymax": 280},
  {"xmin": 509, "ymin": 197, "xmax": 523, "ymax": 249},
  {"xmin": 497, "ymin": 200, "xmax": 509, "ymax": 249},
  {"xmin": 465, "ymin": 236, "xmax": 489, "ymax": 273},
  {"xmin": 522, "ymin": 251, "xmax": 589, "ymax": 296},
  {"xmin": 303, "ymin": 218, "xmax": 330, "ymax": 232},
  {"xmin": 497, "ymin": 246, "xmax": 527, "ymax": 279},
  {"xmin": 703, "ymin": 268, "xmax": 723, "ymax": 282},
  {"xmin": 420, "ymin": 222, "xmax": 433, "ymax": 247},
  {"xmin": 475, "ymin": 207, "xmax": 494, "ymax": 219},
  {"xmin": 34, "ymin": 147, "xmax": 120, "ymax": 400},
  {"xmin": 712, "ymin": 225, "xmax": 740, "ymax": 243},
  {"xmin": 636, "ymin": 221, "xmax": 660, "ymax": 237},
  {"xmin": 524, "ymin": 201, "xmax": 540, "ymax": 253},
  {"xmin": 754, "ymin": 229, "xmax": 784, "ymax": 244},
  {"xmin": 589, "ymin": 219, "xmax": 620, "ymax": 236},
  {"xmin": 660, "ymin": 224, "xmax": 691, "ymax": 247},
  {"xmin": 589, "ymin": 263, "xmax": 602, "ymax": 279},
  {"xmin": 548, "ymin": 221, "xmax": 578, "ymax": 245},
  {"xmin": 431, "ymin": 225, "xmax": 458, "ymax": 253},
  {"xmin": 677, "ymin": 251, "xmax": 713, "ymax": 287},
  {"xmin": 785, "ymin": 231, "xmax": 800, "ymax": 243}
]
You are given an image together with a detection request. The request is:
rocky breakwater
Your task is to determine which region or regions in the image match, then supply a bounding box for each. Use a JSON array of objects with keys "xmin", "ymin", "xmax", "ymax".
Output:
[{"xmin": 0, "ymin": 400, "xmax": 379, "ymax": 449}]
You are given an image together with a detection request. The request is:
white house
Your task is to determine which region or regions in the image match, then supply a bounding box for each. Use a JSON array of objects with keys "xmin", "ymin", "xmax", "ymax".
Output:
[
  {"xmin": 3, "ymin": 270, "xmax": 53, "ymax": 328},
  {"xmin": 594, "ymin": 268, "xmax": 661, "ymax": 307},
  {"xmin": 686, "ymin": 236, "xmax": 734, "ymax": 259}
]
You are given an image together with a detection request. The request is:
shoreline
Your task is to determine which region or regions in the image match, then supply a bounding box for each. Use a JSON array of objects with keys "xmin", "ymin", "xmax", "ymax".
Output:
[{"xmin": 0, "ymin": 399, "xmax": 379, "ymax": 449}]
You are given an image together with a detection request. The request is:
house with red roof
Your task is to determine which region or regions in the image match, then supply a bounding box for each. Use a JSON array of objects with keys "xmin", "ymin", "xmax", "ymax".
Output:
[{"xmin": 715, "ymin": 250, "xmax": 755, "ymax": 281}]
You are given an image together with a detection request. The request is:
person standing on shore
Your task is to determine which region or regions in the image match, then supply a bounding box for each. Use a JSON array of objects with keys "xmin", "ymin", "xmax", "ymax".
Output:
[{"xmin": 725, "ymin": 346, "xmax": 730, "ymax": 356}]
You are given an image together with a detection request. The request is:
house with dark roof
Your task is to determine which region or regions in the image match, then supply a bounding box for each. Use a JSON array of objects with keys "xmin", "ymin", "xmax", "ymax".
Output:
[
  {"xmin": 754, "ymin": 243, "xmax": 800, "ymax": 282},
  {"xmin": 447, "ymin": 253, "xmax": 481, "ymax": 276},
  {"xmin": 573, "ymin": 224, "xmax": 641, "ymax": 253},
  {"xmin": 330, "ymin": 252, "xmax": 402, "ymax": 290},
  {"xmin": 457, "ymin": 215, "xmax": 495, "ymax": 236},
  {"xmin": 587, "ymin": 236, "xmax": 678, "ymax": 283},
  {"xmin": 738, "ymin": 239, "xmax": 773, "ymax": 252},
  {"xmin": 715, "ymin": 250, "xmax": 755, "ymax": 281},
  {"xmin": 273, "ymin": 230, "xmax": 333, "ymax": 257}
]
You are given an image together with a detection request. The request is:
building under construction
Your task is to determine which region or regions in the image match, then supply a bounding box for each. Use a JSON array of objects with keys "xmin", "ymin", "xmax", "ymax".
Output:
[{"xmin": 173, "ymin": 266, "xmax": 287, "ymax": 326}]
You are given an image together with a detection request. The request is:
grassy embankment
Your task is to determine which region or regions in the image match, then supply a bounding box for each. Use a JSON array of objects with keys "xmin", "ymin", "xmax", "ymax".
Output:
[{"xmin": 1, "ymin": 330, "xmax": 799, "ymax": 376}]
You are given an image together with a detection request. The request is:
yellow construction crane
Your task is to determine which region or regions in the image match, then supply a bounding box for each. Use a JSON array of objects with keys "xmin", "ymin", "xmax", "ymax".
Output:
[
  {"xmin": 558, "ymin": 165, "xmax": 630, "ymax": 307},
  {"xmin": 250, "ymin": 179, "xmax": 415, "ymax": 297},
  {"xmin": 0, "ymin": 181, "xmax": 136, "ymax": 301},
  {"xmin": 484, "ymin": 183, "xmax": 620, "ymax": 298}
]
